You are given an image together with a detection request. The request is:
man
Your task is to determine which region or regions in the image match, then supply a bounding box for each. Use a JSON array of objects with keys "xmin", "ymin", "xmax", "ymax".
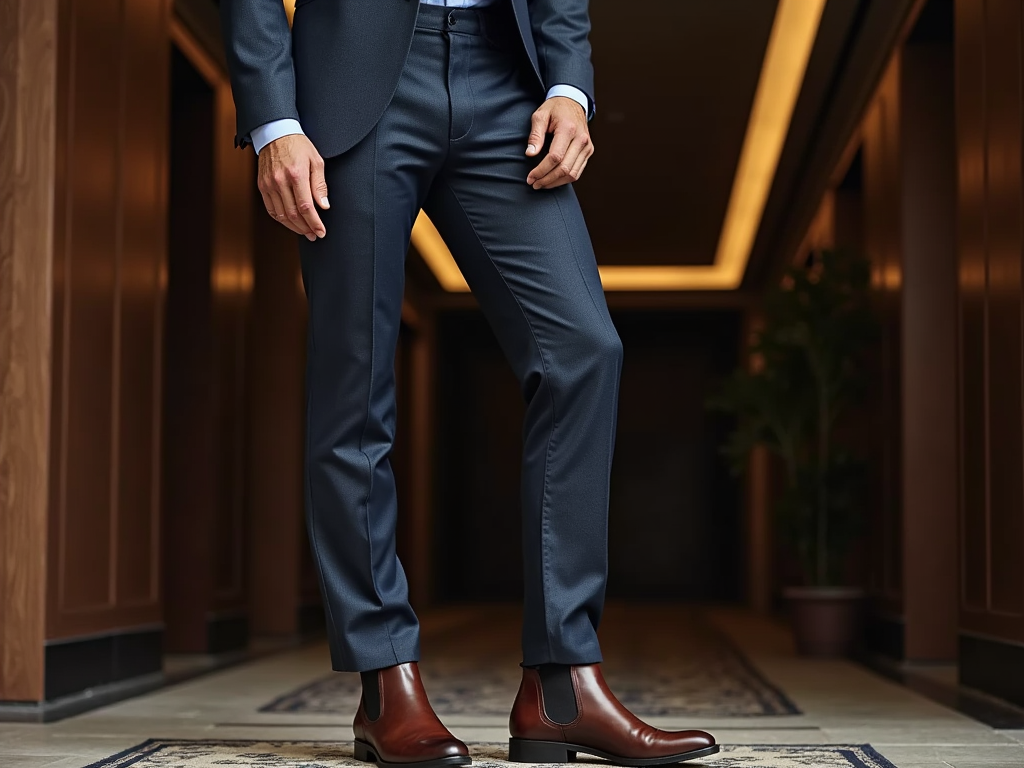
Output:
[{"xmin": 220, "ymin": 0, "xmax": 718, "ymax": 765}]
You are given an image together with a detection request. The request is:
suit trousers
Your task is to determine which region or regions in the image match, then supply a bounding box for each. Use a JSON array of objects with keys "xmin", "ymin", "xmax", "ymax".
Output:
[{"xmin": 299, "ymin": 3, "xmax": 622, "ymax": 672}]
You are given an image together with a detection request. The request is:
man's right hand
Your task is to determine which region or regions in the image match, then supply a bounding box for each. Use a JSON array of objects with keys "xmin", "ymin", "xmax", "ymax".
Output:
[{"xmin": 258, "ymin": 134, "xmax": 329, "ymax": 241}]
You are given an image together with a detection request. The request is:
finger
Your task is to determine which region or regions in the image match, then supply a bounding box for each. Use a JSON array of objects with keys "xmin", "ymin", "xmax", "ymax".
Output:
[
  {"xmin": 260, "ymin": 189, "xmax": 280, "ymax": 220},
  {"xmin": 277, "ymin": 182, "xmax": 316, "ymax": 241},
  {"xmin": 293, "ymin": 167, "xmax": 326, "ymax": 239},
  {"xmin": 269, "ymin": 188, "xmax": 309, "ymax": 237},
  {"xmin": 526, "ymin": 108, "xmax": 549, "ymax": 157},
  {"xmin": 571, "ymin": 143, "xmax": 593, "ymax": 178},
  {"xmin": 533, "ymin": 134, "xmax": 588, "ymax": 189},
  {"xmin": 534, "ymin": 134, "xmax": 586, "ymax": 188},
  {"xmin": 542, "ymin": 147, "xmax": 592, "ymax": 191},
  {"xmin": 311, "ymin": 155, "xmax": 330, "ymax": 210},
  {"xmin": 545, "ymin": 154, "xmax": 590, "ymax": 191},
  {"xmin": 528, "ymin": 123, "xmax": 576, "ymax": 186}
]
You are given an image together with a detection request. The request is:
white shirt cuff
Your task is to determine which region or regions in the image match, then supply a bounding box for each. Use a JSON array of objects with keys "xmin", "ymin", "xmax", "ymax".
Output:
[
  {"xmin": 545, "ymin": 85, "xmax": 592, "ymax": 120},
  {"xmin": 251, "ymin": 119, "xmax": 305, "ymax": 155}
]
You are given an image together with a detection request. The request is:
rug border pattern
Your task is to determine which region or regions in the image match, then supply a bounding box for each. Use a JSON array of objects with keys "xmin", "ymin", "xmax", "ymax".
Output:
[{"xmin": 81, "ymin": 739, "xmax": 899, "ymax": 768}]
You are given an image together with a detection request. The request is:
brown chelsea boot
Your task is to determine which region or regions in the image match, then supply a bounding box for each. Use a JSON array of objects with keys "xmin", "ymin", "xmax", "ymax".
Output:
[
  {"xmin": 354, "ymin": 663, "xmax": 471, "ymax": 768},
  {"xmin": 508, "ymin": 664, "xmax": 718, "ymax": 765}
]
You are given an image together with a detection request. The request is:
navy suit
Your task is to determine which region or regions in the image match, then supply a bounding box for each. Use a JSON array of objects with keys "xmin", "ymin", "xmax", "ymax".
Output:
[
  {"xmin": 222, "ymin": 0, "xmax": 595, "ymax": 155},
  {"xmin": 220, "ymin": 0, "xmax": 621, "ymax": 672}
]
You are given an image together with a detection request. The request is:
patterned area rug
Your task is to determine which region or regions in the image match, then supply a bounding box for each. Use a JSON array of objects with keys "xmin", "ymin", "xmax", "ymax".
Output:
[
  {"xmin": 83, "ymin": 740, "xmax": 898, "ymax": 768},
  {"xmin": 260, "ymin": 612, "xmax": 798, "ymax": 718}
]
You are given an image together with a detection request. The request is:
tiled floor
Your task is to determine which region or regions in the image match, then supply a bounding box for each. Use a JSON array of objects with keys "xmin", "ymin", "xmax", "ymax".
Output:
[{"xmin": 2, "ymin": 605, "xmax": 1022, "ymax": 768}]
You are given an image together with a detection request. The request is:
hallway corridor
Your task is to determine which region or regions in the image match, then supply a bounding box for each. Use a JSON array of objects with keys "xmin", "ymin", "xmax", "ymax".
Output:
[{"xmin": 2, "ymin": 605, "xmax": 1022, "ymax": 768}]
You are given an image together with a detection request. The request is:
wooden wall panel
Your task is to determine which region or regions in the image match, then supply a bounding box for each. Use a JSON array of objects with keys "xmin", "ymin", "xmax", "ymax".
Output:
[
  {"xmin": 117, "ymin": 0, "xmax": 167, "ymax": 610},
  {"xmin": 862, "ymin": 58, "xmax": 904, "ymax": 616},
  {"xmin": 0, "ymin": 0, "xmax": 59, "ymax": 702},
  {"xmin": 47, "ymin": 0, "xmax": 170, "ymax": 641},
  {"xmin": 983, "ymin": 1, "xmax": 1024, "ymax": 618},
  {"xmin": 900, "ymin": 24, "xmax": 958, "ymax": 661},
  {"xmin": 956, "ymin": 0, "xmax": 1024, "ymax": 643},
  {"xmin": 57, "ymin": 0, "xmax": 120, "ymax": 615},
  {"xmin": 956, "ymin": 0, "xmax": 988, "ymax": 616}
]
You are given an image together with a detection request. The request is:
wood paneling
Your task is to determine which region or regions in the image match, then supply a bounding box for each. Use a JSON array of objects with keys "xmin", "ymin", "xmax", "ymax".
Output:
[
  {"xmin": 118, "ymin": 0, "xmax": 169, "ymax": 611},
  {"xmin": 0, "ymin": 0, "xmax": 60, "ymax": 702},
  {"xmin": 862, "ymin": 58, "xmax": 904, "ymax": 617},
  {"xmin": 957, "ymin": 0, "xmax": 988, "ymax": 616},
  {"xmin": 47, "ymin": 0, "xmax": 170, "ymax": 641},
  {"xmin": 956, "ymin": 0, "xmax": 1024, "ymax": 643},
  {"xmin": 899, "ymin": 25, "xmax": 958, "ymax": 661},
  {"xmin": 982, "ymin": 0, "xmax": 1024, "ymax": 619}
]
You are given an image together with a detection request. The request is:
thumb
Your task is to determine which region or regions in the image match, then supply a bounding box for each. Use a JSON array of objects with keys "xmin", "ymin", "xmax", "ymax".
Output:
[
  {"xmin": 311, "ymin": 157, "xmax": 329, "ymax": 209},
  {"xmin": 526, "ymin": 109, "xmax": 548, "ymax": 156}
]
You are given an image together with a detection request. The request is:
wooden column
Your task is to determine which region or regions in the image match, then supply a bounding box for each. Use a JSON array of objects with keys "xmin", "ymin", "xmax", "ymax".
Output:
[
  {"xmin": 899, "ymin": 19, "xmax": 958, "ymax": 662},
  {"xmin": 742, "ymin": 310, "xmax": 773, "ymax": 614},
  {"xmin": 0, "ymin": 0, "xmax": 59, "ymax": 703}
]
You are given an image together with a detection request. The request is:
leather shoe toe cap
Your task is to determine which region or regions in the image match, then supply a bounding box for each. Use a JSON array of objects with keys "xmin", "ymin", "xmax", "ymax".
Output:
[
  {"xmin": 679, "ymin": 730, "xmax": 716, "ymax": 749},
  {"xmin": 423, "ymin": 738, "xmax": 469, "ymax": 758}
]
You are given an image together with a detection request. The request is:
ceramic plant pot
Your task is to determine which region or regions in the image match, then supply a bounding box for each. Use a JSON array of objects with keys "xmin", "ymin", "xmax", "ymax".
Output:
[{"xmin": 783, "ymin": 586, "xmax": 865, "ymax": 658}]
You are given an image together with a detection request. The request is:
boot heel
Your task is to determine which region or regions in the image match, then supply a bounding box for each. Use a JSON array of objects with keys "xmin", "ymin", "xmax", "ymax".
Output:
[
  {"xmin": 509, "ymin": 738, "xmax": 573, "ymax": 763},
  {"xmin": 353, "ymin": 740, "xmax": 377, "ymax": 763}
]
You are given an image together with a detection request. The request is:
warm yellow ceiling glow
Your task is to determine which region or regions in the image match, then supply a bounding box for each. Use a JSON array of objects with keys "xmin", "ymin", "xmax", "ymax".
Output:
[
  {"xmin": 414, "ymin": 0, "xmax": 825, "ymax": 291},
  {"xmin": 283, "ymin": 0, "xmax": 295, "ymax": 23},
  {"xmin": 711, "ymin": 0, "xmax": 826, "ymax": 289}
]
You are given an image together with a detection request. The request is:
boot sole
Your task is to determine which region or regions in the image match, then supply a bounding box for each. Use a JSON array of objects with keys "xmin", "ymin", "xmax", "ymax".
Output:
[
  {"xmin": 508, "ymin": 738, "xmax": 720, "ymax": 766},
  {"xmin": 354, "ymin": 739, "xmax": 472, "ymax": 768}
]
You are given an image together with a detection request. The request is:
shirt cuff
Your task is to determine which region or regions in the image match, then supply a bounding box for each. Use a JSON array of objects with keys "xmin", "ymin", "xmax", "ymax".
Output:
[
  {"xmin": 250, "ymin": 119, "xmax": 305, "ymax": 155},
  {"xmin": 545, "ymin": 85, "xmax": 593, "ymax": 120}
]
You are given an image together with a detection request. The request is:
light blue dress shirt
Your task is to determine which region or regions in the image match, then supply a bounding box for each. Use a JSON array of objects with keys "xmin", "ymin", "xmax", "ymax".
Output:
[{"xmin": 251, "ymin": 0, "xmax": 591, "ymax": 153}]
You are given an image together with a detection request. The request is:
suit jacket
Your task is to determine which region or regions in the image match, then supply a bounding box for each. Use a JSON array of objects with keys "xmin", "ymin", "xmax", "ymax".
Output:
[{"xmin": 220, "ymin": 0, "xmax": 595, "ymax": 159}]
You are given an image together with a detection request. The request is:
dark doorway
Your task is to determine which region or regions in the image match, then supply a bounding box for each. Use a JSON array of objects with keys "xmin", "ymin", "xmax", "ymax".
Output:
[
  {"xmin": 161, "ymin": 44, "xmax": 247, "ymax": 655},
  {"xmin": 433, "ymin": 309, "xmax": 743, "ymax": 604}
]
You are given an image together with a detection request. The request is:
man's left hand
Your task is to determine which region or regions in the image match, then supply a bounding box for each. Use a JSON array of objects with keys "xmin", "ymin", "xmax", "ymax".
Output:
[{"xmin": 526, "ymin": 96, "xmax": 594, "ymax": 190}]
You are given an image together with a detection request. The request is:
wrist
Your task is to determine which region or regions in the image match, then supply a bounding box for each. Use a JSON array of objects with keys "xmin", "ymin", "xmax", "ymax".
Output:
[
  {"xmin": 553, "ymin": 95, "xmax": 586, "ymax": 118},
  {"xmin": 545, "ymin": 84, "xmax": 591, "ymax": 121}
]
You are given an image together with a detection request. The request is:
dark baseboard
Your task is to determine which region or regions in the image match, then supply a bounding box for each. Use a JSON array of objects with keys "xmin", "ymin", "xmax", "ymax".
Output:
[
  {"xmin": 865, "ymin": 652, "xmax": 1024, "ymax": 729},
  {"xmin": 0, "ymin": 672, "xmax": 165, "ymax": 723},
  {"xmin": 866, "ymin": 613, "xmax": 905, "ymax": 660},
  {"xmin": 960, "ymin": 633, "xmax": 1024, "ymax": 711},
  {"xmin": 206, "ymin": 614, "xmax": 248, "ymax": 654},
  {"xmin": 44, "ymin": 627, "xmax": 163, "ymax": 701}
]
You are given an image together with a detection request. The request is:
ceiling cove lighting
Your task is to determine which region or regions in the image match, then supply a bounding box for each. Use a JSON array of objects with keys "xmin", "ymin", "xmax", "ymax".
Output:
[
  {"xmin": 409, "ymin": 0, "xmax": 825, "ymax": 292},
  {"xmin": 709, "ymin": 0, "xmax": 826, "ymax": 290}
]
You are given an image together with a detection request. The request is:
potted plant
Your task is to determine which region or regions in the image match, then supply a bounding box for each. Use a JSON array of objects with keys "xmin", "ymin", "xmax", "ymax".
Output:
[{"xmin": 708, "ymin": 249, "xmax": 877, "ymax": 657}]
